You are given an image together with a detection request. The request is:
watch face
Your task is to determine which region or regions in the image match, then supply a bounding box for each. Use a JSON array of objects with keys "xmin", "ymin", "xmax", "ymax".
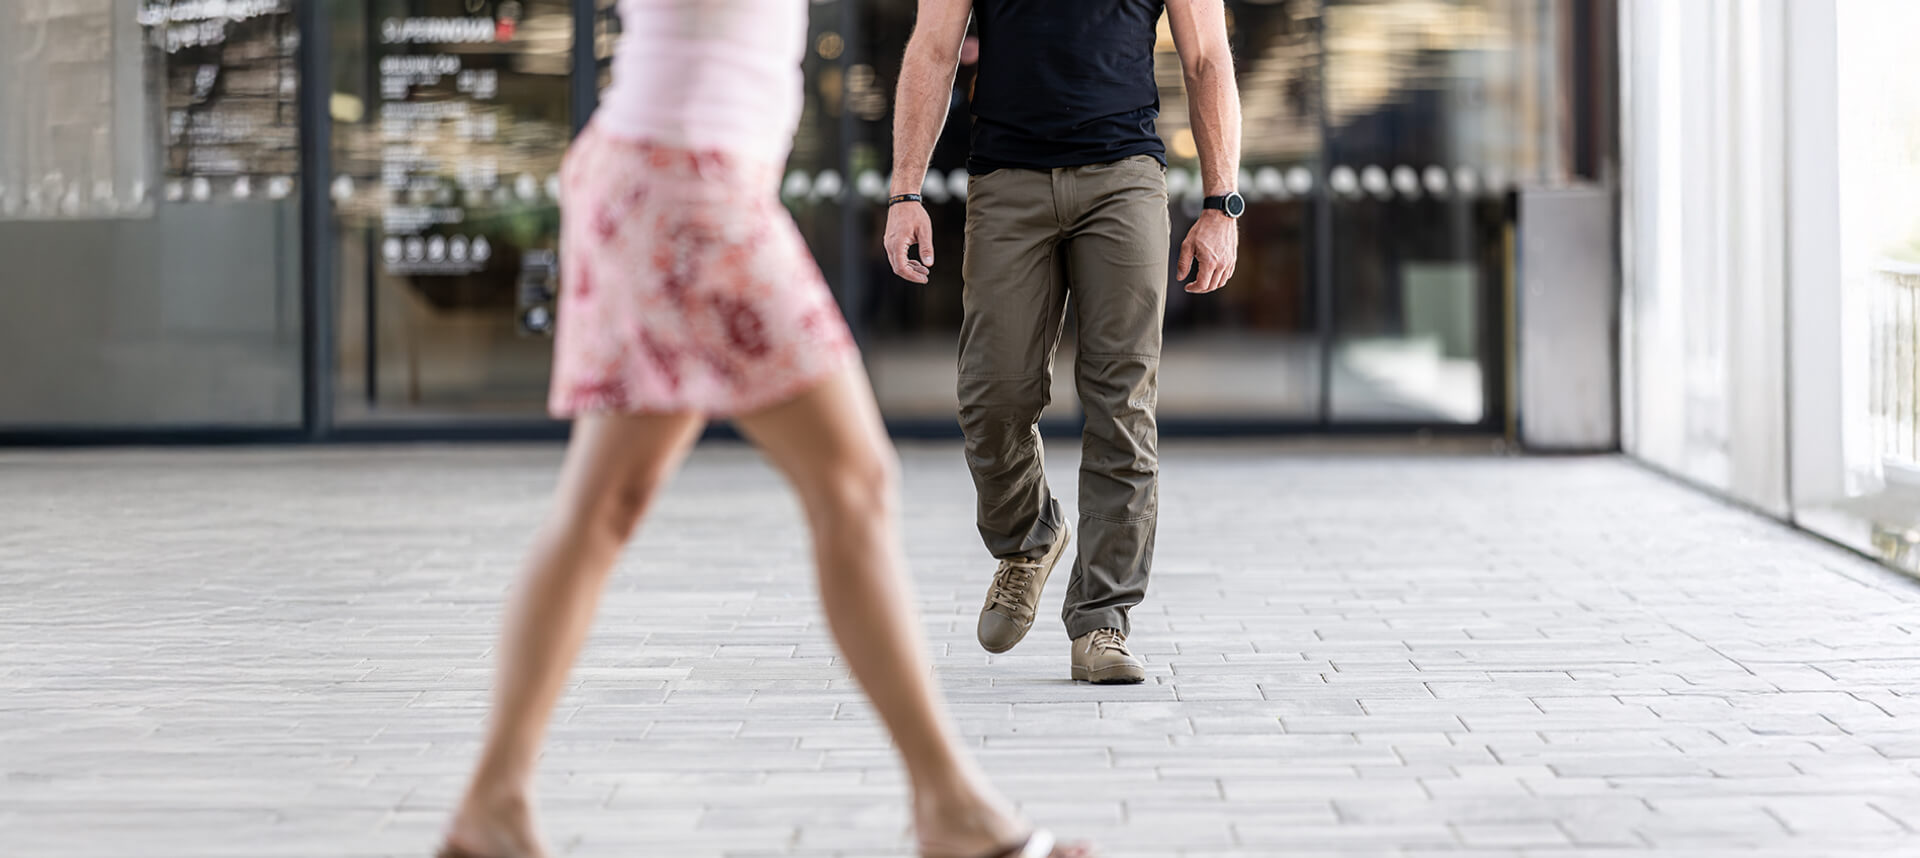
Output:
[{"xmin": 1225, "ymin": 192, "xmax": 1246, "ymax": 218}]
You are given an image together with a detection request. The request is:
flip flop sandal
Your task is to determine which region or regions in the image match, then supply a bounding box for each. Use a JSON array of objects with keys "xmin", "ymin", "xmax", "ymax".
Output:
[{"xmin": 964, "ymin": 829, "xmax": 1060, "ymax": 858}]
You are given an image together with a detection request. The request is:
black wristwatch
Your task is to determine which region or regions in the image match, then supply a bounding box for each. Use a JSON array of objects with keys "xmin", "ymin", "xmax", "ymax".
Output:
[{"xmin": 1202, "ymin": 191, "xmax": 1246, "ymax": 218}]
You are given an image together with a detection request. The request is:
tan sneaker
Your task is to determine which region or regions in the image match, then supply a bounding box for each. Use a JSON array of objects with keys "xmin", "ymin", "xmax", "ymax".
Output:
[
  {"xmin": 977, "ymin": 525, "xmax": 1072, "ymax": 654},
  {"xmin": 1070, "ymin": 628, "xmax": 1146, "ymax": 685}
]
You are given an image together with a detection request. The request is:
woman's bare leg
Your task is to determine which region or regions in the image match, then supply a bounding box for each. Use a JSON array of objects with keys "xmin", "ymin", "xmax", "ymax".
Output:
[
  {"xmin": 736, "ymin": 366, "xmax": 1087, "ymax": 857},
  {"xmin": 445, "ymin": 411, "xmax": 706, "ymax": 858}
]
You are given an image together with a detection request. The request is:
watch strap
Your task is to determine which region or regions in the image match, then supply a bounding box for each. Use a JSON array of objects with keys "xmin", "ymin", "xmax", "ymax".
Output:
[
  {"xmin": 1203, "ymin": 192, "xmax": 1245, "ymax": 217},
  {"xmin": 888, "ymin": 193, "xmax": 924, "ymax": 207}
]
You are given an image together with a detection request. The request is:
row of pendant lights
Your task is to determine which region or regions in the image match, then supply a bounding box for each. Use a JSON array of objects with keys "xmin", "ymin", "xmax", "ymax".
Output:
[{"xmin": 781, "ymin": 163, "xmax": 1519, "ymax": 204}]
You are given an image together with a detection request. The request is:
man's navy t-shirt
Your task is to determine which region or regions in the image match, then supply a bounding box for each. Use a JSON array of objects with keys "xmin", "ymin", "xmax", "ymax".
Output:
[{"xmin": 967, "ymin": 0, "xmax": 1169, "ymax": 174}]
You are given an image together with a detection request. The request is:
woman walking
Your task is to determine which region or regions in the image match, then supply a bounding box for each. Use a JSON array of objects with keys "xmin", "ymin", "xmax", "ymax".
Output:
[{"xmin": 436, "ymin": 2, "xmax": 1091, "ymax": 857}]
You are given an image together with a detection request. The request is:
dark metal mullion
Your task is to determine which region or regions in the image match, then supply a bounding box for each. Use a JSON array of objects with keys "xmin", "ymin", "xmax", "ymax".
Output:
[
  {"xmin": 1312, "ymin": 4, "xmax": 1335, "ymax": 427},
  {"xmin": 1601, "ymin": 0, "xmax": 1624, "ymax": 448},
  {"xmin": 1488, "ymin": 194, "xmax": 1513, "ymax": 435},
  {"xmin": 570, "ymin": 0, "xmax": 598, "ymax": 135},
  {"xmin": 365, "ymin": 235, "xmax": 378, "ymax": 405},
  {"xmin": 296, "ymin": 0, "xmax": 335, "ymax": 440},
  {"xmin": 364, "ymin": 9, "xmax": 382, "ymax": 408},
  {"xmin": 1569, "ymin": 0, "xmax": 1596, "ymax": 180}
]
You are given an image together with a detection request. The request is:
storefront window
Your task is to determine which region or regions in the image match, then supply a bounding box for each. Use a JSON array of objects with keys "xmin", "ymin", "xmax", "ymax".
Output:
[
  {"xmin": 0, "ymin": 0, "xmax": 1606, "ymax": 438},
  {"xmin": 0, "ymin": 0, "xmax": 303, "ymax": 429}
]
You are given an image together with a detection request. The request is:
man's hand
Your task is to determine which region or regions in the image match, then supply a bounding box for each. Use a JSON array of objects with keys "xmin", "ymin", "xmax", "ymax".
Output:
[
  {"xmin": 885, "ymin": 202, "xmax": 935, "ymax": 283},
  {"xmin": 1177, "ymin": 210, "xmax": 1238, "ymax": 294}
]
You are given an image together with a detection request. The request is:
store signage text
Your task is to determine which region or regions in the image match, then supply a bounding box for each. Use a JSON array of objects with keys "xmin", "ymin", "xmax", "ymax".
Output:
[{"xmin": 382, "ymin": 17, "xmax": 502, "ymax": 45}]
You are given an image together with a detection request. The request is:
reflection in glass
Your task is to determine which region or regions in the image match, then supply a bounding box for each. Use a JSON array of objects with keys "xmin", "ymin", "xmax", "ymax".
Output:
[{"xmin": 1, "ymin": 0, "xmax": 157, "ymax": 222}]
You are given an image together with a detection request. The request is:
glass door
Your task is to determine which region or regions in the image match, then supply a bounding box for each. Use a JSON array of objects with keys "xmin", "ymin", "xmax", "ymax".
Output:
[
  {"xmin": 328, "ymin": 0, "xmax": 575, "ymax": 425},
  {"xmin": 1320, "ymin": 0, "xmax": 1557, "ymax": 425}
]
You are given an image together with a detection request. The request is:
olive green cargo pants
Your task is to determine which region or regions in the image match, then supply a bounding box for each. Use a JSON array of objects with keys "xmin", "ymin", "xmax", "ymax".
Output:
[{"xmin": 957, "ymin": 155, "xmax": 1168, "ymax": 640}]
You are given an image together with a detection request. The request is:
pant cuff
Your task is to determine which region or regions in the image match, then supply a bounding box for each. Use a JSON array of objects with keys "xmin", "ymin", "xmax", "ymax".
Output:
[{"xmin": 1064, "ymin": 609, "xmax": 1130, "ymax": 641}]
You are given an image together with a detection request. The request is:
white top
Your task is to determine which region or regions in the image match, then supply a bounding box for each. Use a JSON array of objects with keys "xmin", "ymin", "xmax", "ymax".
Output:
[{"xmin": 595, "ymin": 0, "xmax": 807, "ymax": 163}]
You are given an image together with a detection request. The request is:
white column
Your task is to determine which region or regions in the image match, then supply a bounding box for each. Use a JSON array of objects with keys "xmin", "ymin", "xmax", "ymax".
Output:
[{"xmin": 1784, "ymin": 0, "xmax": 1845, "ymax": 510}]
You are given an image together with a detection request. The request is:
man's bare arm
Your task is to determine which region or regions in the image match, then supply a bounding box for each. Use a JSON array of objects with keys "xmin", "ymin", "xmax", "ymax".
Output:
[
  {"xmin": 1166, "ymin": 0, "xmax": 1242, "ymax": 295},
  {"xmin": 884, "ymin": 0, "xmax": 971, "ymax": 282},
  {"xmin": 890, "ymin": 0, "xmax": 972, "ymax": 197},
  {"xmin": 1166, "ymin": 0, "xmax": 1241, "ymax": 196}
]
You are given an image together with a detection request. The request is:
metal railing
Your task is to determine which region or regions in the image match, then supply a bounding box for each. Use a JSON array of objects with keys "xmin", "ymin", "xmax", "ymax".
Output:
[{"xmin": 1871, "ymin": 260, "xmax": 1920, "ymax": 482}]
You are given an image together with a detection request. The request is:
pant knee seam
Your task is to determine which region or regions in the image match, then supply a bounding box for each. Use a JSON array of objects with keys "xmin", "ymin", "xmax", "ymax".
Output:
[{"xmin": 1079, "ymin": 510, "xmax": 1156, "ymax": 525}]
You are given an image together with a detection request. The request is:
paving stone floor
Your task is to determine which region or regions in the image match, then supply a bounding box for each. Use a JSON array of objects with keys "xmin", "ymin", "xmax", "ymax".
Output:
[{"xmin": 6, "ymin": 443, "xmax": 1920, "ymax": 857}]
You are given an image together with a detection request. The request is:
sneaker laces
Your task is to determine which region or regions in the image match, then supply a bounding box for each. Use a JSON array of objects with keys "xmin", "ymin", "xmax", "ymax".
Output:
[
  {"xmin": 1089, "ymin": 628, "xmax": 1130, "ymax": 656},
  {"xmin": 987, "ymin": 559, "xmax": 1041, "ymax": 619}
]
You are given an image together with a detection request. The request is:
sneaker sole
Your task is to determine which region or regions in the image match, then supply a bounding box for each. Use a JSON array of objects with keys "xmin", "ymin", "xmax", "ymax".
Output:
[
  {"xmin": 1071, "ymin": 663, "xmax": 1147, "ymax": 685},
  {"xmin": 977, "ymin": 525, "xmax": 1072, "ymax": 654}
]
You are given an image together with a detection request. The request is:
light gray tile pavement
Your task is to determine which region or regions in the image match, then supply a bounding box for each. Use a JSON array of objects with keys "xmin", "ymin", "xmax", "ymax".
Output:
[{"xmin": 5, "ymin": 443, "xmax": 1920, "ymax": 857}]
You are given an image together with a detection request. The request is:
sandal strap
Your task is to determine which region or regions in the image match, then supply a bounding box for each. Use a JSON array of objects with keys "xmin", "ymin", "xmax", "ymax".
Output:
[{"xmin": 981, "ymin": 829, "xmax": 1055, "ymax": 858}]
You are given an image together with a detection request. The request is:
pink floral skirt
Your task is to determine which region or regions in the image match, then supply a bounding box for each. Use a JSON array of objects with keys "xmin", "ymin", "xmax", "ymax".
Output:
[{"xmin": 548, "ymin": 125, "xmax": 857, "ymax": 418}]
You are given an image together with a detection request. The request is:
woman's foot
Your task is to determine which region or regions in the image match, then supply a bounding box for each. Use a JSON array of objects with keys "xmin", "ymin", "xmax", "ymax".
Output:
[
  {"xmin": 913, "ymin": 786, "xmax": 1097, "ymax": 858},
  {"xmin": 441, "ymin": 788, "xmax": 548, "ymax": 858}
]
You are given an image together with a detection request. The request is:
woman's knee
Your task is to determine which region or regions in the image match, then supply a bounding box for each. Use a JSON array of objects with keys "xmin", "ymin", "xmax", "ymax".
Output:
[
  {"xmin": 808, "ymin": 448, "xmax": 900, "ymax": 521},
  {"xmin": 557, "ymin": 470, "xmax": 666, "ymax": 548}
]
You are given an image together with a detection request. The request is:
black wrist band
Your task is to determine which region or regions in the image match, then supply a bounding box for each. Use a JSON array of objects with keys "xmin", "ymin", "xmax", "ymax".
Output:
[{"xmin": 888, "ymin": 193, "xmax": 924, "ymax": 207}]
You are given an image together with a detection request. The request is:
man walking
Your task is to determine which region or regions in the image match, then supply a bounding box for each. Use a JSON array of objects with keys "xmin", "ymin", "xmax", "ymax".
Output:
[{"xmin": 886, "ymin": 0, "xmax": 1243, "ymax": 683}]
